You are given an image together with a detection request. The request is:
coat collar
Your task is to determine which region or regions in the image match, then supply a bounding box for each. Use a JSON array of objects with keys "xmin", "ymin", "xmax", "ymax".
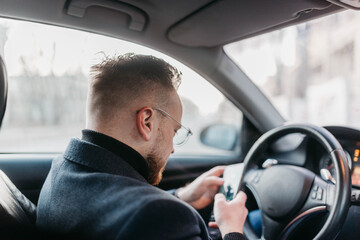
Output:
[{"xmin": 63, "ymin": 130, "xmax": 149, "ymax": 183}]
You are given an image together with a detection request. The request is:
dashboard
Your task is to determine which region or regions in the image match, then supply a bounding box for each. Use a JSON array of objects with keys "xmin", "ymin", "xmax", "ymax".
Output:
[
  {"xmin": 264, "ymin": 125, "xmax": 360, "ymax": 189},
  {"xmin": 318, "ymin": 138, "xmax": 360, "ymax": 186},
  {"xmin": 318, "ymin": 126, "xmax": 360, "ymax": 188}
]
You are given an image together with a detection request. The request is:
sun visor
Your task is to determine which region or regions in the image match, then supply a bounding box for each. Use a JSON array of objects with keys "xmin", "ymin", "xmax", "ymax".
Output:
[{"xmin": 168, "ymin": 0, "xmax": 338, "ymax": 47}]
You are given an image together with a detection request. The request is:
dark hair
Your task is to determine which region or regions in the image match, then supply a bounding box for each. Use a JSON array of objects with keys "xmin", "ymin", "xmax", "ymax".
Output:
[{"xmin": 88, "ymin": 53, "xmax": 182, "ymax": 118}]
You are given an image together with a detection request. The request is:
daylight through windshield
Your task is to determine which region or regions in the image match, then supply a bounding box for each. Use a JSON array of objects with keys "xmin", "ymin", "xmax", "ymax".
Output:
[{"xmin": 225, "ymin": 10, "xmax": 360, "ymax": 128}]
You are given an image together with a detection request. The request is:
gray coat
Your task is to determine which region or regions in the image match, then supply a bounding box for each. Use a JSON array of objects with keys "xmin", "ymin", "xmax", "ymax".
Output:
[{"xmin": 36, "ymin": 137, "xmax": 210, "ymax": 240}]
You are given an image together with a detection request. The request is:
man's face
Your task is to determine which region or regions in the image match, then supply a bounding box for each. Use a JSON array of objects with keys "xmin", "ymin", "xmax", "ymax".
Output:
[{"xmin": 146, "ymin": 91, "xmax": 182, "ymax": 185}]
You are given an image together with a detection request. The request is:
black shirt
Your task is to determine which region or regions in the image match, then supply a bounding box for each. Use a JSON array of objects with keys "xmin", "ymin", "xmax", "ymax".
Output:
[{"xmin": 82, "ymin": 129, "xmax": 149, "ymax": 181}]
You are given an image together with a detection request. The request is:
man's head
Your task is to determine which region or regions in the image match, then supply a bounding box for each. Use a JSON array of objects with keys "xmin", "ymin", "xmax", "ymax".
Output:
[{"xmin": 87, "ymin": 53, "xmax": 183, "ymax": 185}]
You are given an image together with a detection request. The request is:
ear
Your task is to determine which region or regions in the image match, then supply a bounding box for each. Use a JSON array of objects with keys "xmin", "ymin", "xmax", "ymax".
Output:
[{"xmin": 136, "ymin": 107, "xmax": 155, "ymax": 141}]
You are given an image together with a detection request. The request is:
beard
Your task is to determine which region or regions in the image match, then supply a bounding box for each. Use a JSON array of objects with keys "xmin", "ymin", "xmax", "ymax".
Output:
[
  {"xmin": 145, "ymin": 129, "xmax": 167, "ymax": 185},
  {"xmin": 146, "ymin": 151, "xmax": 165, "ymax": 185}
]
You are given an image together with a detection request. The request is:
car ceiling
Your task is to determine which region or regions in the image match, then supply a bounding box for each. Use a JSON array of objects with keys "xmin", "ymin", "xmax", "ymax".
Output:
[
  {"xmin": 0, "ymin": 0, "xmax": 345, "ymax": 48},
  {"xmin": 0, "ymin": 0, "xmax": 350, "ymax": 132}
]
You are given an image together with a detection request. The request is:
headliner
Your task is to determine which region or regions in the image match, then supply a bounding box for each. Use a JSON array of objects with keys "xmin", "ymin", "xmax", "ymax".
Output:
[{"xmin": 0, "ymin": 0, "xmax": 345, "ymax": 48}]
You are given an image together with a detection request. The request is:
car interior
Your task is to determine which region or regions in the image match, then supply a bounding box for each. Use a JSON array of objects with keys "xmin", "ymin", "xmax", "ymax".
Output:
[{"xmin": 0, "ymin": 0, "xmax": 359, "ymax": 239}]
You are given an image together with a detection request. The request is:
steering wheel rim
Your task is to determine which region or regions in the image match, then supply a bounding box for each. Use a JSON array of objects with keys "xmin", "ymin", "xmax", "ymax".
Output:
[{"xmin": 240, "ymin": 123, "xmax": 351, "ymax": 240}]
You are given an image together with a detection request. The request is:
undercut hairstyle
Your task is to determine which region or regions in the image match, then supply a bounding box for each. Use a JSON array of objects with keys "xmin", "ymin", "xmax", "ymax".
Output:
[{"xmin": 88, "ymin": 53, "xmax": 182, "ymax": 119}]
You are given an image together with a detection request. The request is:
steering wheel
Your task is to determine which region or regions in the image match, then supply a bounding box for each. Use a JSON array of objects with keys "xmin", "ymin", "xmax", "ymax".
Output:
[{"xmin": 240, "ymin": 124, "xmax": 351, "ymax": 240}]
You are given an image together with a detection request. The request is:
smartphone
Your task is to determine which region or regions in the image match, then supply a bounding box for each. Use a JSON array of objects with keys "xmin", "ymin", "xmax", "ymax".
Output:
[
  {"xmin": 219, "ymin": 163, "xmax": 244, "ymax": 200},
  {"xmin": 209, "ymin": 163, "xmax": 244, "ymax": 224}
]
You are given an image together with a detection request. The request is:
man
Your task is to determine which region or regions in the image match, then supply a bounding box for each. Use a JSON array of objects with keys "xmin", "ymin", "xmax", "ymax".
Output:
[{"xmin": 36, "ymin": 53, "xmax": 248, "ymax": 239}]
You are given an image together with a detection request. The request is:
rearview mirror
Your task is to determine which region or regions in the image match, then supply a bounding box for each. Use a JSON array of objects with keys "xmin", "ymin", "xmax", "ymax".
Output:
[{"xmin": 200, "ymin": 124, "xmax": 239, "ymax": 151}]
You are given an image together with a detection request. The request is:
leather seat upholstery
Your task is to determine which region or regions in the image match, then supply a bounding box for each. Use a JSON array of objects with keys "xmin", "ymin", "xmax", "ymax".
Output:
[
  {"xmin": 0, "ymin": 56, "xmax": 37, "ymax": 238},
  {"xmin": 0, "ymin": 170, "xmax": 37, "ymax": 227}
]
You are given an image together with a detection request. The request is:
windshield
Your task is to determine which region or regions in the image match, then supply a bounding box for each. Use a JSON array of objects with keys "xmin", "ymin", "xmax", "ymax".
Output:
[{"xmin": 225, "ymin": 10, "xmax": 360, "ymax": 128}]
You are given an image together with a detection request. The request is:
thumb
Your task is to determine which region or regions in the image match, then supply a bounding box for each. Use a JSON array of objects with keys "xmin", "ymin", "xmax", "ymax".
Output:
[
  {"xmin": 215, "ymin": 193, "xmax": 226, "ymax": 204},
  {"xmin": 232, "ymin": 191, "xmax": 247, "ymax": 204}
]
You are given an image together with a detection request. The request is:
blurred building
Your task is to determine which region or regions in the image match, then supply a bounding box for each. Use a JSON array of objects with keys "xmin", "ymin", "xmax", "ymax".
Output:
[{"xmin": 226, "ymin": 10, "xmax": 360, "ymax": 128}]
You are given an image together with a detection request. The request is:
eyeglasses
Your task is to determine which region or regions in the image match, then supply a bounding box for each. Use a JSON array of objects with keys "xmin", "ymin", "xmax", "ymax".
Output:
[{"xmin": 154, "ymin": 108, "xmax": 193, "ymax": 146}]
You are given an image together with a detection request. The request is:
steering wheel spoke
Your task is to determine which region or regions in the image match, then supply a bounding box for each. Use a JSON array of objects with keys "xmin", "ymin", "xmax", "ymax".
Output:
[
  {"xmin": 301, "ymin": 175, "xmax": 329, "ymax": 212},
  {"xmin": 279, "ymin": 176, "xmax": 336, "ymax": 239}
]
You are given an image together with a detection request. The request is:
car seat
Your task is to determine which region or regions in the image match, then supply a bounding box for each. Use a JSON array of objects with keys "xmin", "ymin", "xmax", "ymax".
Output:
[{"xmin": 0, "ymin": 56, "xmax": 37, "ymax": 238}]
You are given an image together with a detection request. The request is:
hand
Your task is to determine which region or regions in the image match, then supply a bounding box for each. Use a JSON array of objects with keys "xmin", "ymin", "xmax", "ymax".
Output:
[
  {"xmin": 209, "ymin": 191, "xmax": 248, "ymax": 238},
  {"xmin": 176, "ymin": 166, "xmax": 225, "ymax": 210}
]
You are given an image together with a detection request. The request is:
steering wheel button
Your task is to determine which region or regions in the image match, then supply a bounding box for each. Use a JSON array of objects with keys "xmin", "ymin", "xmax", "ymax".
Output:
[
  {"xmin": 311, "ymin": 192, "xmax": 317, "ymax": 199},
  {"xmin": 317, "ymin": 190, "xmax": 323, "ymax": 200},
  {"xmin": 313, "ymin": 185, "xmax": 319, "ymax": 191}
]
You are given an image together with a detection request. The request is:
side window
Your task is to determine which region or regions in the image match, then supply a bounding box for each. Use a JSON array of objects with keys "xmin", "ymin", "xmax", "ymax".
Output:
[
  {"xmin": 0, "ymin": 18, "xmax": 242, "ymax": 156},
  {"xmin": 177, "ymin": 73, "xmax": 242, "ymax": 156}
]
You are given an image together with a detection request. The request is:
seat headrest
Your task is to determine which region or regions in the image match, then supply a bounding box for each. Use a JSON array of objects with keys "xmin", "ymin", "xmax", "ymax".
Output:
[{"xmin": 0, "ymin": 56, "xmax": 7, "ymax": 128}]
